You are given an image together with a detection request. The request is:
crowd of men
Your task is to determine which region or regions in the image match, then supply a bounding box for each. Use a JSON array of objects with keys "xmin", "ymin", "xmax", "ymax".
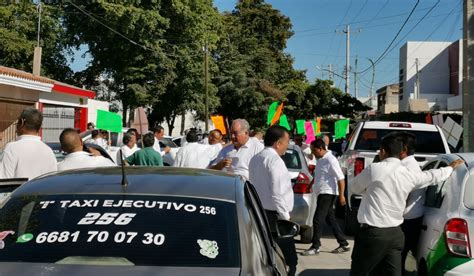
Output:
[{"xmin": 0, "ymin": 107, "xmax": 466, "ymax": 276}]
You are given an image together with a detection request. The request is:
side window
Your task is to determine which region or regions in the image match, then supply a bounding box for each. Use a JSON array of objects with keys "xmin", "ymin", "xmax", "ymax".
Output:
[
  {"xmin": 244, "ymin": 182, "xmax": 275, "ymax": 265},
  {"xmin": 110, "ymin": 132, "xmax": 119, "ymax": 147},
  {"xmin": 424, "ymin": 161, "xmax": 448, "ymax": 208},
  {"xmin": 245, "ymin": 200, "xmax": 267, "ymax": 263}
]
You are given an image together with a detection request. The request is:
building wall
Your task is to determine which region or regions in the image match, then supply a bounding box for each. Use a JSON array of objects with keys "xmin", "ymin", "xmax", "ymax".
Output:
[{"xmin": 399, "ymin": 41, "xmax": 453, "ymax": 111}]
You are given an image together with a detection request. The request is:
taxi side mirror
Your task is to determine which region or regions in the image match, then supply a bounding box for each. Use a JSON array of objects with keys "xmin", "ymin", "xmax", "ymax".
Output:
[{"xmin": 277, "ymin": 220, "xmax": 300, "ymax": 238}]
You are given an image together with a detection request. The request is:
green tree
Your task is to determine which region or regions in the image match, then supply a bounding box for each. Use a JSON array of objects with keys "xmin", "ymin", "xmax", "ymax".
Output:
[
  {"xmin": 215, "ymin": 0, "xmax": 304, "ymax": 128},
  {"xmin": 62, "ymin": 0, "xmax": 175, "ymax": 124},
  {"xmin": 148, "ymin": 0, "xmax": 221, "ymax": 134},
  {"xmin": 0, "ymin": 1, "xmax": 73, "ymax": 82}
]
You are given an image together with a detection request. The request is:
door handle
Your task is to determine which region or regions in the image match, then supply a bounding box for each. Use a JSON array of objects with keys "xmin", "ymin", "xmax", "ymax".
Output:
[{"xmin": 421, "ymin": 225, "xmax": 427, "ymax": 231}]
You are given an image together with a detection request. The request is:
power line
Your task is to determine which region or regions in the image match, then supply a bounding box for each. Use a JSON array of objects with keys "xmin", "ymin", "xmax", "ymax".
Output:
[
  {"xmin": 292, "ymin": 10, "xmax": 460, "ymax": 39},
  {"xmin": 356, "ymin": 0, "xmax": 421, "ymax": 75},
  {"xmin": 66, "ymin": 1, "xmax": 203, "ymax": 57},
  {"xmin": 348, "ymin": 0, "xmax": 368, "ymax": 24},
  {"xmin": 293, "ymin": 2, "xmax": 454, "ymax": 34}
]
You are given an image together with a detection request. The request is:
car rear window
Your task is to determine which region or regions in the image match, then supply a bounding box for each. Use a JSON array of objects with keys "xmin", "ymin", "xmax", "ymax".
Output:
[
  {"xmin": 282, "ymin": 149, "xmax": 302, "ymax": 169},
  {"xmin": 354, "ymin": 129, "xmax": 447, "ymax": 154},
  {"xmin": 0, "ymin": 195, "xmax": 239, "ymax": 267}
]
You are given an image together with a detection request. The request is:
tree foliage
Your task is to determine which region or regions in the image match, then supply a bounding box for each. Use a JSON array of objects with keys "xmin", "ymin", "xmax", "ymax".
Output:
[{"xmin": 0, "ymin": 1, "xmax": 73, "ymax": 82}]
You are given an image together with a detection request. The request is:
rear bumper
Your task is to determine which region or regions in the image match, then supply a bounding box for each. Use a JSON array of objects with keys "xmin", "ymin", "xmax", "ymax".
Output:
[
  {"xmin": 290, "ymin": 193, "xmax": 316, "ymax": 227},
  {"xmin": 444, "ymin": 259, "xmax": 474, "ymax": 275}
]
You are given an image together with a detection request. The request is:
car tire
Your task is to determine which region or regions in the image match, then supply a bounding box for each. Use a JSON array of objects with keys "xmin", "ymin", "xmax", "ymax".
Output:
[
  {"xmin": 300, "ymin": 226, "xmax": 313, "ymax": 243},
  {"xmin": 344, "ymin": 206, "xmax": 359, "ymax": 236}
]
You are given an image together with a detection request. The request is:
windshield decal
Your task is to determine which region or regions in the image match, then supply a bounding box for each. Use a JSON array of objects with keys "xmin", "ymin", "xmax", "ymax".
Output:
[
  {"xmin": 16, "ymin": 233, "xmax": 34, "ymax": 243},
  {"xmin": 197, "ymin": 239, "xmax": 219, "ymax": 259},
  {"xmin": 0, "ymin": 231, "xmax": 14, "ymax": 249}
]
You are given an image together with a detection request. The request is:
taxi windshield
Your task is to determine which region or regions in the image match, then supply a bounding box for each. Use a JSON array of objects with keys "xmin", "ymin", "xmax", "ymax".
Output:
[{"xmin": 0, "ymin": 194, "xmax": 240, "ymax": 267}]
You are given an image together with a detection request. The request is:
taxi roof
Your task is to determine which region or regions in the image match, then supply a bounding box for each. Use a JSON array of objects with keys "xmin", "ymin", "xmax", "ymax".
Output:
[{"xmin": 12, "ymin": 167, "xmax": 241, "ymax": 203}]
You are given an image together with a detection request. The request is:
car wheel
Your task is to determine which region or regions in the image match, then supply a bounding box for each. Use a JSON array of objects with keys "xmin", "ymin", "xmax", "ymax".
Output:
[
  {"xmin": 344, "ymin": 206, "xmax": 359, "ymax": 236},
  {"xmin": 300, "ymin": 226, "xmax": 313, "ymax": 243},
  {"xmin": 417, "ymin": 259, "xmax": 428, "ymax": 276}
]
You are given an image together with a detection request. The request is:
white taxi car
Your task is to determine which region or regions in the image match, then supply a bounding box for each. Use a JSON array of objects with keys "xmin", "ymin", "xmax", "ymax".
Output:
[{"xmin": 416, "ymin": 153, "xmax": 473, "ymax": 276}]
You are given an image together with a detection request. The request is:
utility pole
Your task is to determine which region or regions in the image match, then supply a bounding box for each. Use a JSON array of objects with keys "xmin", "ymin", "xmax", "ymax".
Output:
[
  {"xmin": 367, "ymin": 58, "xmax": 376, "ymax": 109},
  {"xmin": 204, "ymin": 41, "xmax": 209, "ymax": 132},
  {"xmin": 415, "ymin": 58, "xmax": 420, "ymax": 99},
  {"xmin": 328, "ymin": 64, "xmax": 333, "ymax": 81},
  {"xmin": 33, "ymin": 1, "xmax": 42, "ymax": 76},
  {"xmin": 463, "ymin": 0, "xmax": 474, "ymax": 151},
  {"xmin": 354, "ymin": 56, "xmax": 358, "ymax": 99},
  {"xmin": 343, "ymin": 25, "xmax": 350, "ymax": 95}
]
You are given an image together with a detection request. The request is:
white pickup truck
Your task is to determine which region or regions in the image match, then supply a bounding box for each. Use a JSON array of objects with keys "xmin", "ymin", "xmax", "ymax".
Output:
[{"xmin": 339, "ymin": 121, "xmax": 451, "ymax": 235}]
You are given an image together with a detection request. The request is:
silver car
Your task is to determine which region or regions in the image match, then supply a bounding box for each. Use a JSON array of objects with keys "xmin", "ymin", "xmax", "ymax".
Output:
[
  {"xmin": 283, "ymin": 144, "xmax": 316, "ymax": 243},
  {"xmin": 0, "ymin": 167, "xmax": 296, "ymax": 275}
]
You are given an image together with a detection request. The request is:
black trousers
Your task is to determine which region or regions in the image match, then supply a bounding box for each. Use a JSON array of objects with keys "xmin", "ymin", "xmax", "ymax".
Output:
[
  {"xmin": 311, "ymin": 194, "xmax": 348, "ymax": 248},
  {"xmin": 401, "ymin": 216, "xmax": 423, "ymax": 273},
  {"xmin": 350, "ymin": 225, "xmax": 405, "ymax": 276},
  {"xmin": 265, "ymin": 210, "xmax": 298, "ymax": 270}
]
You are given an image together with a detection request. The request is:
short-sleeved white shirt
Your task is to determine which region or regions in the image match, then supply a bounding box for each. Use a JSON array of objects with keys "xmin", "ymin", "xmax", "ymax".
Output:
[
  {"xmin": 174, "ymin": 142, "xmax": 222, "ymax": 169},
  {"xmin": 0, "ymin": 135, "xmax": 57, "ymax": 180},
  {"xmin": 58, "ymin": 151, "xmax": 116, "ymax": 171},
  {"xmin": 212, "ymin": 137, "xmax": 264, "ymax": 181},
  {"xmin": 314, "ymin": 151, "xmax": 345, "ymax": 195}
]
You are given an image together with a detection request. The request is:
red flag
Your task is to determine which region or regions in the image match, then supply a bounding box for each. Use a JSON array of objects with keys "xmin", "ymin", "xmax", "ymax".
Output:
[{"xmin": 425, "ymin": 113, "xmax": 432, "ymax": 124}]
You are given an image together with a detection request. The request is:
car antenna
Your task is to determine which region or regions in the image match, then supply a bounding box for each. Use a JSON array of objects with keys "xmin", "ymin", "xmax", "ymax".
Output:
[{"xmin": 119, "ymin": 149, "xmax": 128, "ymax": 188}]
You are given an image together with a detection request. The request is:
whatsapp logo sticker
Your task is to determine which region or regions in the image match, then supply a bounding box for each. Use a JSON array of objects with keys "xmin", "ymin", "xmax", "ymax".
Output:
[{"xmin": 16, "ymin": 233, "xmax": 34, "ymax": 243}]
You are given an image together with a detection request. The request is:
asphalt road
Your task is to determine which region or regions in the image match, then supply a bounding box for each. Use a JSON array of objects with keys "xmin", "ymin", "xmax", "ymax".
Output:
[{"xmin": 294, "ymin": 222, "xmax": 418, "ymax": 276}]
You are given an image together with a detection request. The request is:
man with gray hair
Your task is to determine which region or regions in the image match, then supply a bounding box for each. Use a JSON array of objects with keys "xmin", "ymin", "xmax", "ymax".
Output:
[
  {"xmin": 210, "ymin": 119, "xmax": 263, "ymax": 180},
  {"xmin": 0, "ymin": 107, "xmax": 57, "ymax": 179}
]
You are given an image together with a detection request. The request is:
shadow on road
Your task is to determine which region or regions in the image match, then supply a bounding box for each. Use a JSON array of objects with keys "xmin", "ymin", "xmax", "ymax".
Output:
[{"xmin": 299, "ymin": 269, "xmax": 349, "ymax": 276}]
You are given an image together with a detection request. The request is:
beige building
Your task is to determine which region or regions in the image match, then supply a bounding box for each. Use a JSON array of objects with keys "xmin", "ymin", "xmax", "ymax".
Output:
[{"xmin": 377, "ymin": 84, "xmax": 399, "ymax": 114}]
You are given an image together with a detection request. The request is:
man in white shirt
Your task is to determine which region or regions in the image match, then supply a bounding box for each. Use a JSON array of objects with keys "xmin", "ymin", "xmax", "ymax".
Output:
[
  {"xmin": 302, "ymin": 138, "xmax": 349, "ymax": 256},
  {"xmin": 174, "ymin": 130, "xmax": 222, "ymax": 168},
  {"xmin": 89, "ymin": 129, "xmax": 107, "ymax": 149},
  {"xmin": 58, "ymin": 128, "xmax": 115, "ymax": 171},
  {"xmin": 0, "ymin": 107, "xmax": 57, "ymax": 180},
  {"xmin": 349, "ymin": 132, "xmax": 464, "ymax": 276},
  {"xmin": 398, "ymin": 132, "xmax": 425, "ymax": 274},
  {"xmin": 249, "ymin": 125, "xmax": 297, "ymax": 276},
  {"xmin": 152, "ymin": 126, "xmax": 171, "ymax": 156},
  {"xmin": 116, "ymin": 133, "xmax": 139, "ymax": 165},
  {"xmin": 210, "ymin": 119, "xmax": 264, "ymax": 181}
]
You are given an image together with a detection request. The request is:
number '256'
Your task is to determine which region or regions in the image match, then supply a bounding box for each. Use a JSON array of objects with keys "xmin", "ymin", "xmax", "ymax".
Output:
[{"xmin": 77, "ymin": 213, "xmax": 136, "ymax": 225}]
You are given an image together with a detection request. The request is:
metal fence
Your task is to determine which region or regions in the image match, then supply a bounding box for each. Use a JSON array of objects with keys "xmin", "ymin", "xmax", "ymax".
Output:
[{"xmin": 42, "ymin": 107, "xmax": 75, "ymax": 142}]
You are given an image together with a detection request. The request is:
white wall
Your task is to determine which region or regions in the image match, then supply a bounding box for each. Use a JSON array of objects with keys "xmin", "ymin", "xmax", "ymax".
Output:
[
  {"xmin": 399, "ymin": 41, "xmax": 453, "ymax": 111},
  {"xmin": 88, "ymin": 99, "xmax": 110, "ymax": 125}
]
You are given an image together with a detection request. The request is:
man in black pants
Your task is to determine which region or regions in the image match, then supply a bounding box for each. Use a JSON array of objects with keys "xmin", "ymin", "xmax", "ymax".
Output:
[
  {"xmin": 249, "ymin": 126, "xmax": 297, "ymax": 275},
  {"xmin": 349, "ymin": 133, "xmax": 463, "ymax": 276},
  {"xmin": 398, "ymin": 132, "xmax": 424, "ymax": 274},
  {"xmin": 302, "ymin": 139, "xmax": 350, "ymax": 256}
]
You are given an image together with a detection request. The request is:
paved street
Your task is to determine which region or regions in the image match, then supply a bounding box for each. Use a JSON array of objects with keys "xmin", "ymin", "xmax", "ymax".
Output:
[
  {"xmin": 294, "ymin": 223, "xmax": 418, "ymax": 276},
  {"xmin": 295, "ymin": 235, "xmax": 352, "ymax": 276}
]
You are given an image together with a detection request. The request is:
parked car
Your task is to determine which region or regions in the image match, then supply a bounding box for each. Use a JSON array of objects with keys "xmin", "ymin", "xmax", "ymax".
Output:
[
  {"xmin": 282, "ymin": 144, "xmax": 316, "ymax": 243},
  {"xmin": 0, "ymin": 167, "xmax": 297, "ymax": 275},
  {"xmin": 79, "ymin": 130, "xmax": 179, "ymax": 166},
  {"xmin": 0, "ymin": 178, "xmax": 26, "ymax": 205},
  {"xmin": 339, "ymin": 121, "xmax": 451, "ymax": 235},
  {"xmin": 415, "ymin": 153, "xmax": 474, "ymax": 276}
]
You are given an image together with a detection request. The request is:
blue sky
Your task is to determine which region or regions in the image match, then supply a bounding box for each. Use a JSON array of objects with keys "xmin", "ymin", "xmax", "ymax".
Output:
[{"xmin": 71, "ymin": 0, "xmax": 462, "ymax": 98}]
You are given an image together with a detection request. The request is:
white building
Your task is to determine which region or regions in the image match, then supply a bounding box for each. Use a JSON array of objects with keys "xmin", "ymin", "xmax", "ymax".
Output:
[{"xmin": 398, "ymin": 40, "xmax": 462, "ymax": 112}]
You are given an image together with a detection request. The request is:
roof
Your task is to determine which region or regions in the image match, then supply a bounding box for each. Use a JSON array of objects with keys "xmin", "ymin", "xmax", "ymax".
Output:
[
  {"xmin": 0, "ymin": 66, "xmax": 95, "ymax": 99},
  {"xmin": 362, "ymin": 121, "xmax": 439, "ymax": 132},
  {"xmin": 12, "ymin": 167, "xmax": 240, "ymax": 202},
  {"xmin": 0, "ymin": 66, "xmax": 54, "ymax": 84}
]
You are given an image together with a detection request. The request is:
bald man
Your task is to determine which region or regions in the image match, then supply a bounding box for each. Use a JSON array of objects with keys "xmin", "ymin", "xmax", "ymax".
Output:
[
  {"xmin": 58, "ymin": 128, "xmax": 115, "ymax": 171},
  {"xmin": 208, "ymin": 129, "xmax": 224, "ymax": 145}
]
